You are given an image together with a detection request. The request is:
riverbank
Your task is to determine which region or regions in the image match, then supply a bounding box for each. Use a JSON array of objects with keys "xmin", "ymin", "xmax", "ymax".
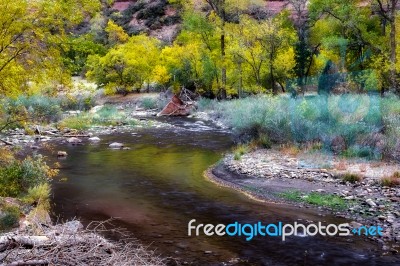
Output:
[{"xmin": 206, "ymin": 148, "xmax": 400, "ymax": 254}]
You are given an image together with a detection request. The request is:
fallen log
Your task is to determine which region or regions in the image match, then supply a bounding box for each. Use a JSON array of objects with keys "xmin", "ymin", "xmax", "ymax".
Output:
[
  {"xmin": 0, "ymin": 139, "xmax": 13, "ymax": 146},
  {"xmin": 0, "ymin": 236, "xmax": 49, "ymax": 247},
  {"xmin": 63, "ymin": 134, "xmax": 90, "ymax": 138},
  {"xmin": 2, "ymin": 259, "xmax": 49, "ymax": 266}
]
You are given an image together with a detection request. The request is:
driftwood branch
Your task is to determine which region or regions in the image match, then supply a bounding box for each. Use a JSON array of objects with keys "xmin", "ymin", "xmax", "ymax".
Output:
[
  {"xmin": 0, "ymin": 139, "xmax": 13, "ymax": 146},
  {"xmin": 0, "ymin": 220, "xmax": 166, "ymax": 266}
]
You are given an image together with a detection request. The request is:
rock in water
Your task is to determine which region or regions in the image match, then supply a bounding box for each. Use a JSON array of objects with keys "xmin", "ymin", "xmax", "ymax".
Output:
[
  {"xmin": 366, "ymin": 198, "xmax": 377, "ymax": 207},
  {"xmin": 88, "ymin": 137, "xmax": 101, "ymax": 142},
  {"xmin": 67, "ymin": 137, "xmax": 82, "ymax": 145},
  {"xmin": 109, "ymin": 142, "xmax": 124, "ymax": 149},
  {"xmin": 57, "ymin": 151, "xmax": 68, "ymax": 157}
]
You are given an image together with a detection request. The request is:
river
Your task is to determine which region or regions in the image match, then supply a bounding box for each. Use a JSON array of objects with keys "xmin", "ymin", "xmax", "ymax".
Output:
[{"xmin": 49, "ymin": 117, "xmax": 399, "ymax": 265}]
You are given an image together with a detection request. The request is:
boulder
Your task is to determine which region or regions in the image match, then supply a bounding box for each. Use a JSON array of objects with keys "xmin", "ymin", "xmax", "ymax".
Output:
[
  {"xmin": 67, "ymin": 137, "xmax": 82, "ymax": 145},
  {"xmin": 157, "ymin": 95, "xmax": 193, "ymax": 116},
  {"xmin": 109, "ymin": 142, "xmax": 124, "ymax": 149},
  {"xmin": 88, "ymin": 137, "xmax": 101, "ymax": 142},
  {"xmin": 57, "ymin": 151, "xmax": 68, "ymax": 157},
  {"xmin": 89, "ymin": 105, "xmax": 104, "ymax": 114}
]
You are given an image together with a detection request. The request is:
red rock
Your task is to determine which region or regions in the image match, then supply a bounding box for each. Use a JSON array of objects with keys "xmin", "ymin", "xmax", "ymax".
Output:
[{"xmin": 157, "ymin": 95, "xmax": 192, "ymax": 116}]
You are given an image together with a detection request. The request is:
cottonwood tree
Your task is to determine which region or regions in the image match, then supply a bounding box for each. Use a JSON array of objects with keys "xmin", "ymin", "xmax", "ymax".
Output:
[
  {"xmin": 86, "ymin": 35, "xmax": 160, "ymax": 94},
  {"xmin": 374, "ymin": 0, "xmax": 399, "ymax": 93},
  {"xmin": 201, "ymin": 0, "xmax": 262, "ymax": 98},
  {"xmin": 288, "ymin": 0, "xmax": 316, "ymax": 93},
  {"xmin": 0, "ymin": 0, "xmax": 100, "ymax": 96}
]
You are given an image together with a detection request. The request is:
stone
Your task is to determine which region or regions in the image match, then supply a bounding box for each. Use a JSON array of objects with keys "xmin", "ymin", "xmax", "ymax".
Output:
[
  {"xmin": 67, "ymin": 137, "xmax": 82, "ymax": 144},
  {"xmin": 57, "ymin": 151, "xmax": 68, "ymax": 157},
  {"xmin": 88, "ymin": 137, "xmax": 101, "ymax": 142},
  {"xmin": 109, "ymin": 142, "xmax": 124, "ymax": 149},
  {"xmin": 350, "ymin": 221, "xmax": 362, "ymax": 228},
  {"xmin": 366, "ymin": 198, "xmax": 377, "ymax": 207}
]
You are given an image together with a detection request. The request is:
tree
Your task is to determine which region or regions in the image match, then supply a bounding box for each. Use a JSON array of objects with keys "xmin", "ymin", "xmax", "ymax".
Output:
[
  {"xmin": 105, "ymin": 20, "xmax": 129, "ymax": 45},
  {"xmin": 374, "ymin": 0, "xmax": 399, "ymax": 93},
  {"xmin": 288, "ymin": 0, "xmax": 315, "ymax": 93},
  {"xmin": 0, "ymin": 0, "xmax": 100, "ymax": 96},
  {"xmin": 202, "ymin": 0, "xmax": 262, "ymax": 98},
  {"xmin": 86, "ymin": 35, "xmax": 160, "ymax": 94}
]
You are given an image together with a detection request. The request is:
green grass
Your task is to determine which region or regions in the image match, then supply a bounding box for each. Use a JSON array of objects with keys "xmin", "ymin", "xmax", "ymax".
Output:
[
  {"xmin": 58, "ymin": 105, "xmax": 140, "ymax": 130},
  {"xmin": 58, "ymin": 114, "xmax": 93, "ymax": 130},
  {"xmin": 233, "ymin": 144, "xmax": 251, "ymax": 160},
  {"xmin": 280, "ymin": 190, "xmax": 348, "ymax": 210}
]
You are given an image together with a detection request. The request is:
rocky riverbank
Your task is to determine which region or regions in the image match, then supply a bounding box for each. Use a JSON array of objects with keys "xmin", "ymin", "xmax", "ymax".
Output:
[{"xmin": 208, "ymin": 148, "xmax": 400, "ymax": 254}]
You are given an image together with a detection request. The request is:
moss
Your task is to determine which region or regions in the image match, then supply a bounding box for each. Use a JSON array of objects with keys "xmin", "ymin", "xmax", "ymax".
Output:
[{"xmin": 280, "ymin": 191, "xmax": 348, "ymax": 210}]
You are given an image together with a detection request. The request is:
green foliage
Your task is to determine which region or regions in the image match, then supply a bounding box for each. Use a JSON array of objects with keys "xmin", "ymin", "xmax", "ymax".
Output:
[
  {"xmin": 0, "ymin": 205, "xmax": 20, "ymax": 231},
  {"xmin": 233, "ymin": 144, "xmax": 251, "ymax": 160},
  {"xmin": 58, "ymin": 115, "xmax": 93, "ymax": 130},
  {"xmin": 86, "ymin": 35, "xmax": 160, "ymax": 94},
  {"xmin": 63, "ymin": 34, "xmax": 107, "ymax": 75},
  {"xmin": 23, "ymin": 183, "xmax": 51, "ymax": 209},
  {"xmin": 208, "ymin": 94, "xmax": 389, "ymax": 157},
  {"xmin": 0, "ymin": 0, "xmax": 101, "ymax": 96},
  {"xmin": 141, "ymin": 97, "xmax": 158, "ymax": 110},
  {"xmin": 381, "ymin": 172, "xmax": 400, "ymax": 187},
  {"xmin": 0, "ymin": 153, "xmax": 57, "ymax": 198}
]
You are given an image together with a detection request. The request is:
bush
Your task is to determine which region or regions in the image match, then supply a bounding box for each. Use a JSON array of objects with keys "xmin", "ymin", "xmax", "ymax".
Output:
[
  {"xmin": 0, "ymin": 205, "xmax": 20, "ymax": 231},
  {"xmin": 0, "ymin": 96, "xmax": 62, "ymax": 129},
  {"xmin": 233, "ymin": 144, "xmax": 251, "ymax": 160},
  {"xmin": 23, "ymin": 183, "xmax": 51, "ymax": 209},
  {"xmin": 205, "ymin": 94, "xmax": 393, "ymax": 159},
  {"xmin": 141, "ymin": 97, "xmax": 158, "ymax": 110},
  {"xmin": 58, "ymin": 115, "xmax": 93, "ymax": 130},
  {"xmin": 0, "ymin": 153, "xmax": 57, "ymax": 198},
  {"xmin": 341, "ymin": 173, "xmax": 362, "ymax": 183},
  {"xmin": 381, "ymin": 172, "xmax": 400, "ymax": 187}
]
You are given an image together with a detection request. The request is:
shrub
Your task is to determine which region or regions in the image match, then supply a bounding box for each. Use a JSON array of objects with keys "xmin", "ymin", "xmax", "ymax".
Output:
[
  {"xmin": 0, "ymin": 153, "xmax": 57, "ymax": 198},
  {"xmin": 23, "ymin": 183, "xmax": 51, "ymax": 209},
  {"xmin": 341, "ymin": 173, "xmax": 362, "ymax": 183},
  {"xmin": 381, "ymin": 172, "xmax": 400, "ymax": 187},
  {"xmin": 0, "ymin": 205, "xmax": 20, "ymax": 231},
  {"xmin": 204, "ymin": 94, "xmax": 392, "ymax": 159},
  {"xmin": 6, "ymin": 95, "xmax": 62, "ymax": 123},
  {"xmin": 233, "ymin": 144, "xmax": 251, "ymax": 160},
  {"xmin": 141, "ymin": 97, "xmax": 158, "ymax": 110},
  {"xmin": 257, "ymin": 133, "xmax": 272, "ymax": 149},
  {"xmin": 58, "ymin": 115, "xmax": 93, "ymax": 130}
]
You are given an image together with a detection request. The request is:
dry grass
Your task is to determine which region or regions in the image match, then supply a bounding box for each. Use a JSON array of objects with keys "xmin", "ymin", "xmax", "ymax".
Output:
[
  {"xmin": 341, "ymin": 173, "xmax": 363, "ymax": 183},
  {"xmin": 359, "ymin": 164, "xmax": 367, "ymax": 173},
  {"xmin": 335, "ymin": 160, "xmax": 348, "ymax": 171},
  {"xmin": 280, "ymin": 143, "xmax": 300, "ymax": 156},
  {"xmin": 381, "ymin": 172, "xmax": 400, "ymax": 187}
]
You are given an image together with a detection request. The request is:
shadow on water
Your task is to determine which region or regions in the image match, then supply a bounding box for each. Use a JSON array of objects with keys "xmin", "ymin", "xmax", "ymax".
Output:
[{"xmin": 49, "ymin": 117, "xmax": 400, "ymax": 265}]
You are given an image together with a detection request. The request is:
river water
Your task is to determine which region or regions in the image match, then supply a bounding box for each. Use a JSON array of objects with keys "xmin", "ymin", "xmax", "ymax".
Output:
[{"xmin": 50, "ymin": 117, "xmax": 399, "ymax": 265}]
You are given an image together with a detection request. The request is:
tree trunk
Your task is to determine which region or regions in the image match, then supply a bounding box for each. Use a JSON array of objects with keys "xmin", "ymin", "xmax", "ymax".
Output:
[
  {"xmin": 220, "ymin": 29, "xmax": 227, "ymax": 99},
  {"xmin": 390, "ymin": 0, "xmax": 397, "ymax": 93}
]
